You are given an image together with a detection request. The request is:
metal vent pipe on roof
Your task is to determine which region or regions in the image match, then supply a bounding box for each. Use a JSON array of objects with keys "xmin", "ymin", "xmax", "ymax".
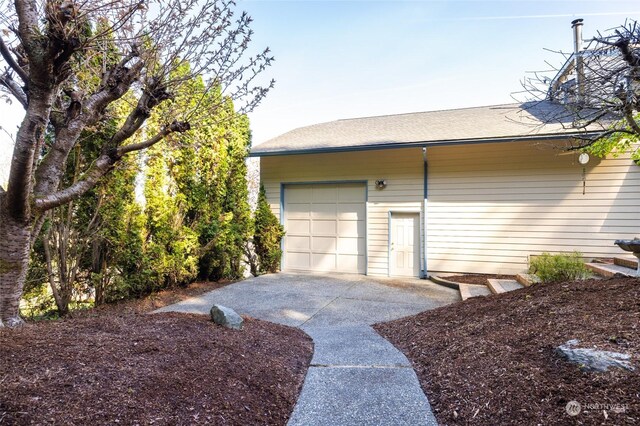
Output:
[{"xmin": 572, "ymin": 18, "xmax": 585, "ymax": 104}]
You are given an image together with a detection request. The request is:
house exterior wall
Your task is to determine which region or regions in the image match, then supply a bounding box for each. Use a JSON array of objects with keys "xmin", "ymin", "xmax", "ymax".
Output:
[
  {"xmin": 427, "ymin": 140, "xmax": 640, "ymax": 274},
  {"xmin": 260, "ymin": 148, "xmax": 425, "ymax": 276},
  {"xmin": 260, "ymin": 140, "xmax": 640, "ymax": 276}
]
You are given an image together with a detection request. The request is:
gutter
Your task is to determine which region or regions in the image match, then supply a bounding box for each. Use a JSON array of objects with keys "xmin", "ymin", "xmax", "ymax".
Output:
[{"xmin": 249, "ymin": 131, "xmax": 603, "ymax": 157}]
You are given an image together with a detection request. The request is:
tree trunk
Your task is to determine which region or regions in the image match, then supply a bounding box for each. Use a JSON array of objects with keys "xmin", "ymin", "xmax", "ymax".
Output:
[
  {"xmin": 0, "ymin": 78, "xmax": 56, "ymax": 328},
  {"xmin": 0, "ymin": 204, "xmax": 30, "ymax": 327},
  {"xmin": 92, "ymin": 238, "xmax": 107, "ymax": 306}
]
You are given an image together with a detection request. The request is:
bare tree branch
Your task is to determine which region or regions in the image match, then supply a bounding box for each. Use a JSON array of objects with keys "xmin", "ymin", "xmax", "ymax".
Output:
[
  {"xmin": 34, "ymin": 58, "xmax": 144, "ymax": 198},
  {"xmin": 35, "ymin": 121, "xmax": 190, "ymax": 211},
  {"xmin": 117, "ymin": 121, "xmax": 190, "ymax": 156},
  {"xmin": 13, "ymin": 0, "xmax": 39, "ymax": 54},
  {"xmin": 0, "ymin": 72, "xmax": 27, "ymax": 108},
  {"xmin": 622, "ymin": 102, "xmax": 640, "ymax": 135},
  {"xmin": 34, "ymin": 154, "xmax": 115, "ymax": 212},
  {"xmin": 566, "ymin": 128, "xmax": 637, "ymax": 150},
  {"xmin": 0, "ymin": 36, "xmax": 28, "ymax": 84},
  {"xmin": 0, "ymin": 0, "xmax": 274, "ymax": 325},
  {"xmin": 519, "ymin": 20, "xmax": 640, "ymax": 147}
]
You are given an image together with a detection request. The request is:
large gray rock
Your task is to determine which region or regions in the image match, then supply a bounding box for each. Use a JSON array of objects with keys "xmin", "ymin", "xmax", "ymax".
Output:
[
  {"xmin": 556, "ymin": 339, "xmax": 634, "ymax": 372},
  {"xmin": 210, "ymin": 304, "xmax": 243, "ymax": 330}
]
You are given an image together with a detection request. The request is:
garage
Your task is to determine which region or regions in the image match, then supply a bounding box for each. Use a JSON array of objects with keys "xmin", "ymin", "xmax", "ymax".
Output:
[{"xmin": 283, "ymin": 183, "xmax": 366, "ymax": 273}]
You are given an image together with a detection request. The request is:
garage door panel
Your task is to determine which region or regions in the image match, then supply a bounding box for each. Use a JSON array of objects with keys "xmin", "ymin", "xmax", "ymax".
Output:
[
  {"xmin": 338, "ymin": 185, "xmax": 366, "ymax": 202},
  {"xmin": 338, "ymin": 237, "xmax": 365, "ymax": 255},
  {"xmin": 287, "ymin": 252, "xmax": 310, "ymax": 269},
  {"xmin": 338, "ymin": 220, "xmax": 365, "ymax": 237},
  {"xmin": 287, "ymin": 186, "xmax": 312, "ymax": 202},
  {"xmin": 287, "ymin": 236, "xmax": 310, "ymax": 251},
  {"xmin": 312, "ymin": 253, "xmax": 337, "ymax": 270},
  {"xmin": 312, "ymin": 186, "xmax": 337, "ymax": 202},
  {"xmin": 338, "ymin": 203, "xmax": 365, "ymax": 220},
  {"xmin": 337, "ymin": 255, "xmax": 366, "ymax": 273},
  {"xmin": 286, "ymin": 203, "xmax": 311, "ymax": 219},
  {"xmin": 311, "ymin": 203, "xmax": 337, "ymax": 219},
  {"xmin": 312, "ymin": 236, "xmax": 337, "ymax": 253},
  {"xmin": 312, "ymin": 220, "xmax": 337, "ymax": 236},
  {"xmin": 287, "ymin": 219, "xmax": 310, "ymax": 234},
  {"xmin": 284, "ymin": 183, "xmax": 365, "ymax": 274}
]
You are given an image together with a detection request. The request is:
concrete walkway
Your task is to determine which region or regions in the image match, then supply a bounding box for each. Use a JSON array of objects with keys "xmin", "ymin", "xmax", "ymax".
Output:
[{"xmin": 156, "ymin": 273, "xmax": 459, "ymax": 425}]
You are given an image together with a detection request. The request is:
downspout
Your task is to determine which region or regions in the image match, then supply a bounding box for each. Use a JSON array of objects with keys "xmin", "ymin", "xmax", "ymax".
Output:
[
  {"xmin": 572, "ymin": 18, "xmax": 585, "ymax": 104},
  {"xmin": 422, "ymin": 147, "xmax": 429, "ymax": 279},
  {"xmin": 280, "ymin": 183, "xmax": 285, "ymax": 270}
]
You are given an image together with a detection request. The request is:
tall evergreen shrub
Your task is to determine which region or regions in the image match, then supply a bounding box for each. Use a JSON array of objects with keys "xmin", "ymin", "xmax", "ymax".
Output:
[{"xmin": 253, "ymin": 185, "xmax": 285, "ymax": 273}]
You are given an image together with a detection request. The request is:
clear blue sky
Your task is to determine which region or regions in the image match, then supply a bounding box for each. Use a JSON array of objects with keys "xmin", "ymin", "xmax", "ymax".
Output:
[
  {"xmin": 1, "ymin": 1, "xmax": 639, "ymax": 180},
  {"xmin": 237, "ymin": 0, "xmax": 640, "ymax": 145}
]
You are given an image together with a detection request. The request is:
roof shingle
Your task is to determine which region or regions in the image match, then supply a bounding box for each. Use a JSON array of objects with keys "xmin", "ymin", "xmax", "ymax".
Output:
[{"xmin": 250, "ymin": 101, "xmax": 605, "ymax": 156}]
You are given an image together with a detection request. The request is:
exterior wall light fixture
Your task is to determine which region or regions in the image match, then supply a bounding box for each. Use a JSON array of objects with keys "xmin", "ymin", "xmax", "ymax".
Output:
[
  {"xmin": 578, "ymin": 152, "xmax": 590, "ymax": 165},
  {"xmin": 375, "ymin": 179, "xmax": 387, "ymax": 189}
]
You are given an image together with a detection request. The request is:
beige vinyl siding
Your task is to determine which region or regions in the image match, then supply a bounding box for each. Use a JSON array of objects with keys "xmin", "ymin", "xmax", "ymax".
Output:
[
  {"xmin": 261, "ymin": 139, "xmax": 640, "ymax": 276},
  {"xmin": 261, "ymin": 148, "xmax": 424, "ymax": 276},
  {"xmin": 427, "ymin": 140, "xmax": 640, "ymax": 274}
]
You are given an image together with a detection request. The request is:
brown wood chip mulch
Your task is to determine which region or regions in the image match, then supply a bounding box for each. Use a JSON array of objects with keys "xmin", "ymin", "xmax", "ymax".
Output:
[
  {"xmin": 89, "ymin": 280, "xmax": 237, "ymax": 316},
  {"xmin": 0, "ymin": 312, "xmax": 313, "ymax": 425},
  {"xmin": 443, "ymin": 274, "xmax": 516, "ymax": 285},
  {"xmin": 374, "ymin": 277, "xmax": 640, "ymax": 425}
]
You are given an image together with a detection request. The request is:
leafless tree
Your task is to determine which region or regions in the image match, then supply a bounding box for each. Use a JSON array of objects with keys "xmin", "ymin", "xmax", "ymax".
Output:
[
  {"xmin": 520, "ymin": 19, "xmax": 640, "ymax": 150},
  {"xmin": 0, "ymin": 0, "xmax": 273, "ymax": 327}
]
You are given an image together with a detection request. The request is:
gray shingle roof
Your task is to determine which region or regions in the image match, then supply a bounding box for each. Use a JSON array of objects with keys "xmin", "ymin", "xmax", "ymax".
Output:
[{"xmin": 250, "ymin": 101, "xmax": 606, "ymax": 156}]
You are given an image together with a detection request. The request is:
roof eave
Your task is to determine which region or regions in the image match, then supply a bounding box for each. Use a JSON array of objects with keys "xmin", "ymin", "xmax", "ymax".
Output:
[{"xmin": 249, "ymin": 131, "xmax": 602, "ymax": 157}]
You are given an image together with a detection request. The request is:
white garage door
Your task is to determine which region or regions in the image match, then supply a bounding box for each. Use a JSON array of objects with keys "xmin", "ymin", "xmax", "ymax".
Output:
[{"xmin": 284, "ymin": 183, "xmax": 366, "ymax": 273}]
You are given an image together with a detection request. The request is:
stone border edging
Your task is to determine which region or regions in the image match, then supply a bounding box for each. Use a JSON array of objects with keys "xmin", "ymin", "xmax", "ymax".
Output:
[{"xmin": 429, "ymin": 275, "xmax": 461, "ymax": 290}]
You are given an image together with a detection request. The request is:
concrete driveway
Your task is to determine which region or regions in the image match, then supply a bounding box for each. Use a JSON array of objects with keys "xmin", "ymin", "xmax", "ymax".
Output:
[
  {"xmin": 156, "ymin": 273, "xmax": 459, "ymax": 426},
  {"xmin": 155, "ymin": 272, "xmax": 458, "ymax": 327}
]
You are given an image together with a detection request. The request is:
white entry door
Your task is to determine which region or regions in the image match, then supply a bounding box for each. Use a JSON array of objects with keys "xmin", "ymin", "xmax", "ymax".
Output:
[{"xmin": 390, "ymin": 213, "xmax": 420, "ymax": 277}]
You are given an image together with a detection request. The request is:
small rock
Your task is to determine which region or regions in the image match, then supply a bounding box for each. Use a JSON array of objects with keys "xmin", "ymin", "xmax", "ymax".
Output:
[
  {"xmin": 210, "ymin": 305, "xmax": 243, "ymax": 330},
  {"xmin": 555, "ymin": 339, "xmax": 634, "ymax": 372}
]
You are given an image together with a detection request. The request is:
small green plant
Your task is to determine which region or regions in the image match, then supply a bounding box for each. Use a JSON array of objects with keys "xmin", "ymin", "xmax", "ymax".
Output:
[
  {"xmin": 529, "ymin": 251, "xmax": 590, "ymax": 283},
  {"xmin": 253, "ymin": 185, "xmax": 285, "ymax": 273},
  {"xmin": 19, "ymin": 282, "xmax": 58, "ymax": 321}
]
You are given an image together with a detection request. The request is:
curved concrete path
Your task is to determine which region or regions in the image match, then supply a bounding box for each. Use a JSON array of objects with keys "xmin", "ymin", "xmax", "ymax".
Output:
[{"xmin": 156, "ymin": 273, "xmax": 459, "ymax": 425}]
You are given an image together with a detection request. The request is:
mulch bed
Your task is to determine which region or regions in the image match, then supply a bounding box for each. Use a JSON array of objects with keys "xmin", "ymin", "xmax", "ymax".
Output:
[
  {"xmin": 0, "ymin": 312, "xmax": 313, "ymax": 425},
  {"xmin": 374, "ymin": 277, "xmax": 640, "ymax": 425},
  {"xmin": 443, "ymin": 274, "xmax": 516, "ymax": 285},
  {"xmin": 88, "ymin": 280, "xmax": 237, "ymax": 316}
]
